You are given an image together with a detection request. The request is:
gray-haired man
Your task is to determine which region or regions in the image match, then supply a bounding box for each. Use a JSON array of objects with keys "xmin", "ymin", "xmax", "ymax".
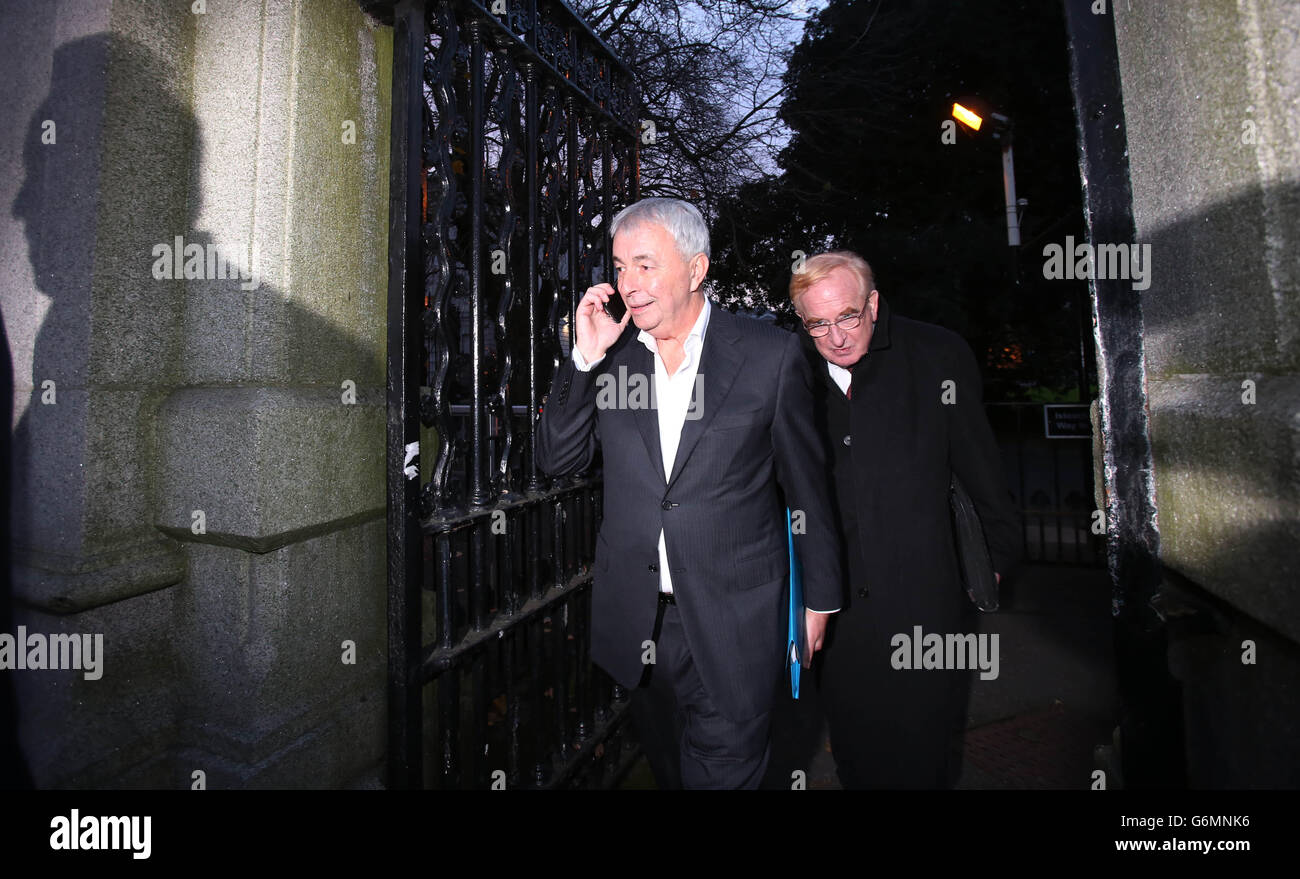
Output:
[{"xmin": 536, "ymin": 198, "xmax": 842, "ymax": 788}]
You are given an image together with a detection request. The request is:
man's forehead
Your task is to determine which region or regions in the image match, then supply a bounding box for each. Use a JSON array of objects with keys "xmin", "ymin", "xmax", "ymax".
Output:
[
  {"xmin": 802, "ymin": 274, "xmax": 868, "ymax": 313},
  {"xmin": 612, "ymin": 222, "xmax": 674, "ymax": 260},
  {"xmin": 612, "ymin": 249, "xmax": 661, "ymax": 262}
]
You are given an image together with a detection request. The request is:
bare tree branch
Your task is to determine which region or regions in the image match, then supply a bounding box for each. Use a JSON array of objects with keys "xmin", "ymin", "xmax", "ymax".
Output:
[{"xmin": 571, "ymin": 0, "xmax": 808, "ymax": 219}]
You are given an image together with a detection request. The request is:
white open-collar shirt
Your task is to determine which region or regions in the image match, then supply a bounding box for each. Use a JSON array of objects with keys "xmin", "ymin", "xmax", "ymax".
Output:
[{"xmin": 574, "ymin": 297, "xmax": 711, "ymax": 594}]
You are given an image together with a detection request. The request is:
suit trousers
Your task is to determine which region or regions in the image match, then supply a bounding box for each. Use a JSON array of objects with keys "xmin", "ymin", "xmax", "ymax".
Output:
[{"xmin": 628, "ymin": 603, "xmax": 771, "ymax": 790}]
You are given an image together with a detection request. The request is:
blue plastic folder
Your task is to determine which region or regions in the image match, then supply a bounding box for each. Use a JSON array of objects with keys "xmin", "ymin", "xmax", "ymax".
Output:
[{"xmin": 786, "ymin": 508, "xmax": 809, "ymax": 698}]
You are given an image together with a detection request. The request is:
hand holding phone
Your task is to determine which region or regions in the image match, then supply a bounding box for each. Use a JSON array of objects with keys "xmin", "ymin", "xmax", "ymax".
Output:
[{"xmin": 574, "ymin": 282, "xmax": 631, "ymax": 364}]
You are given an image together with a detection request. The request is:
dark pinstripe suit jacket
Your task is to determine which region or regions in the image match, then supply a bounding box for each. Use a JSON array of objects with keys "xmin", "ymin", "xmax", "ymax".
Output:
[{"xmin": 535, "ymin": 304, "xmax": 842, "ymax": 721}]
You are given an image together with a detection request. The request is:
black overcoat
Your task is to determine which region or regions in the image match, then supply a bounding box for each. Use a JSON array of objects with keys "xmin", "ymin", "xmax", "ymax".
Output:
[{"xmin": 807, "ymin": 295, "xmax": 1021, "ymax": 787}]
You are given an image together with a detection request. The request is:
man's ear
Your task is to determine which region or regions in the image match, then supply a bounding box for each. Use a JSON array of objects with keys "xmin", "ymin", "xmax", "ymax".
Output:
[
  {"xmin": 688, "ymin": 253, "xmax": 710, "ymax": 292},
  {"xmin": 867, "ymin": 289, "xmax": 880, "ymax": 320}
]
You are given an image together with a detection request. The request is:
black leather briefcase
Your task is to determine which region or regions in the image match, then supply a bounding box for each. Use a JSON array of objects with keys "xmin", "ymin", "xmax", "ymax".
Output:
[{"xmin": 950, "ymin": 473, "xmax": 999, "ymax": 612}]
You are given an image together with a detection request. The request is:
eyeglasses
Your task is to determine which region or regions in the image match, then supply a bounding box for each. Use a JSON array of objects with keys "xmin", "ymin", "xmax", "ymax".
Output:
[{"xmin": 802, "ymin": 307, "xmax": 866, "ymax": 338}]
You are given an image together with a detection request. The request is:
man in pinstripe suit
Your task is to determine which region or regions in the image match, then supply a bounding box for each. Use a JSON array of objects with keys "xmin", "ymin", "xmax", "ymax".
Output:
[{"xmin": 536, "ymin": 198, "xmax": 842, "ymax": 789}]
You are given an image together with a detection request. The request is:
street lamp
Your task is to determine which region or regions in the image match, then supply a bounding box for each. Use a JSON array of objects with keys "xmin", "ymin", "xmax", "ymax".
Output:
[{"xmin": 952, "ymin": 102, "xmax": 1021, "ymax": 247}]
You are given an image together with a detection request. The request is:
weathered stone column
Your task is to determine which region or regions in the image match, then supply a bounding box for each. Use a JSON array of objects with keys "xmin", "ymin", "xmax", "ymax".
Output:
[
  {"xmin": 3, "ymin": 0, "xmax": 391, "ymax": 787},
  {"xmin": 1114, "ymin": 0, "xmax": 1300, "ymax": 787}
]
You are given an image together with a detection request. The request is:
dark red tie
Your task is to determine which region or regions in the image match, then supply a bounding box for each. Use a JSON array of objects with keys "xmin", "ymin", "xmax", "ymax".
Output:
[{"xmin": 846, "ymin": 383, "xmax": 852, "ymax": 400}]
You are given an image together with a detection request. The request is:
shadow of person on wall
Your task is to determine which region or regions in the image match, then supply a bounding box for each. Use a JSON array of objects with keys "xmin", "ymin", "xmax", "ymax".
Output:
[{"xmin": 5, "ymin": 30, "xmax": 384, "ymax": 788}]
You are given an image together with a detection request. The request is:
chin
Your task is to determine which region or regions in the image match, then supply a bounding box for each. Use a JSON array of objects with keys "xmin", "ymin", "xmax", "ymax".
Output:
[{"xmin": 630, "ymin": 310, "xmax": 657, "ymax": 330}]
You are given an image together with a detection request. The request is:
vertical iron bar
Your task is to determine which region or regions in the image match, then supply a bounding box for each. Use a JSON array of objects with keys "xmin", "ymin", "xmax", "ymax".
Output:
[
  {"xmin": 505, "ymin": 625, "xmax": 520, "ymax": 785},
  {"xmin": 574, "ymin": 563, "xmax": 590, "ymax": 742},
  {"xmin": 592, "ymin": 486, "xmax": 608, "ymax": 728},
  {"xmin": 1034, "ymin": 407, "xmax": 1045, "ymax": 562},
  {"xmin": 472, "ymin": 649, "xmax": 488, "ymax": 787},
  {"xmin": 552, "ymin": 498, "xmax": 569, "ymax": 754},
  {"xmin": 554, "ymin": 598, "xmax": 570, "ymax": 758},
  {"xmin": 502, "ymin": 512, "xmax": 521, "ymax": 782},
  {"xmin": 552, "ymin": 498, "xmax": 565, "ymax": 589},
  {"xmin": 526, "ymin": 57, "xmax": 543, "ymax": 493},
  {"xmin": 469, "ymin": 19, "xmax": 488, "ymax": 507},
  {"xmin": 591, "ymin": 587, "xmax": 607, "ymax": 727},
  {"xmin": 566, "ymin": 493, "xmax": 578, "ymax": 582},
  {"xmin": 471, "ymin": 520, "xmax": 487, "ymax": 632},
  {"xmin": 438, "ymin": 533, "xmax": 454, "ymax": 649},
  {"xmin": 502, "ymin": 512, "xmax": 518, "ymax": 615},
  {"xmin": 1016, "ymin": 404, "xmax": 1027, "ymax": 563},
  {"xmin": 529, "ymin": 502, "xmax": 543, "ymax": 601},
  {"xmin": 438, "ymin": 669, "xmax": 460, "ymax": 789},
  {"xmin": 422, "ymin": 533, "xmax": 435, "ymax": 646},
  {"xmin": 530, "ymin": 614, "xmax": 548, "ymax": 786},
  {"xmin": 1053, "ymin": 441, "xmax": 1063, "ymax": 561},
  {"xmin": 385, "ymin": 0, "xmax": 426, "ymax": 792},
  {"xmin": 567, "ymin": 97, "xmax": 579, "ymax": 351}
]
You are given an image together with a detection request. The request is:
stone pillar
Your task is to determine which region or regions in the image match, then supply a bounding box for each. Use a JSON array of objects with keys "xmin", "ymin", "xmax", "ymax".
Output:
[
  {"xmin": 1113, "ymin": 0, "xmax": 1300, "ymax": 787},
  {"xmin": 2, "ymin": 0, "xmax": 391, "ymax": 787}
]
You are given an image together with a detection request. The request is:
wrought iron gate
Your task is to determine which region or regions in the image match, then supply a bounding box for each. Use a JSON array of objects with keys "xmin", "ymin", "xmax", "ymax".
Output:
[
  {"xmin": 385, "ymin": 0, "xmax": 640, "ymax": 789},
  {"xmin": 985, "ymin": 403, "xmax": 1105, "ymax": 567}
]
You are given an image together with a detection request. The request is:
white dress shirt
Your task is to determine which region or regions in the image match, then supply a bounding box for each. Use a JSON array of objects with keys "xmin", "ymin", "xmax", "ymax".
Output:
[
  {"xmin": 573, "ymin": 298, "xmax": 711, "ymax": 594},
  {"xmin": 827, "ymin": 361, "xmax": 852, "ymax": 396}
]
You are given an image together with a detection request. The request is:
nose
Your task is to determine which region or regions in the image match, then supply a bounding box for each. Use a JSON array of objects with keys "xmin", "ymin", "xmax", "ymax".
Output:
[{"xmin": 827, "ymin": 324, "xmax": 849, "ymax": 347}]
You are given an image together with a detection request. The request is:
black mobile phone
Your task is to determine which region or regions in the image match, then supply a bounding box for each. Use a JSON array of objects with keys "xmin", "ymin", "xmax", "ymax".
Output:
[
  {"xmin": 593, "ymin": 269, "xmax": 626, "ymax": 321},
  {"xmin": 605, "ymin": 289, "xmax": 627, "ymax": 322}
]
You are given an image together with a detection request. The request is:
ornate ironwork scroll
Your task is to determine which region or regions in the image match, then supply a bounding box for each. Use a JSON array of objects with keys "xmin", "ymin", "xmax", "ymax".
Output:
[{"xmin": 387, "ymin": 0, "xmax": 640, "ymax": 790}]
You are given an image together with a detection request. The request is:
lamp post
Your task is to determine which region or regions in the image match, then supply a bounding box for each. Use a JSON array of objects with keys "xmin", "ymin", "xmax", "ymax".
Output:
[{"xmin": 952, "ymin": 102, "xmax": 1021, "ymax": 247}]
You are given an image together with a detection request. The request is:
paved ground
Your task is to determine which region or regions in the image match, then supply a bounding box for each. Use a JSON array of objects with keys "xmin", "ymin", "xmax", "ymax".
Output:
[
  {"xmin": 620, "ymin": 563, "xmax": 1117, "ymax": 790},
  {"xmin": 955, "ymin": 563, "xmax": 1117, "ymax": 790}
]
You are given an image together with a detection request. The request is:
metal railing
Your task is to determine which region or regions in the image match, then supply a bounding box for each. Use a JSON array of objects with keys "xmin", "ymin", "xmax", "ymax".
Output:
[
  {"xmin": 386, "ymin": 0, "xmax": 639, "ymax": 789},
  {"xmin": 985, "ymin": 402, "xmax": 1104, "ymax": 566}
]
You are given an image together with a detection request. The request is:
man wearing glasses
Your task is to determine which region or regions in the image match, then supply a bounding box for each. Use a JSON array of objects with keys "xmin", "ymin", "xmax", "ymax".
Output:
[{"xmin": 790, "ymin": 251, "xmax": 1020, "ymax": 789}]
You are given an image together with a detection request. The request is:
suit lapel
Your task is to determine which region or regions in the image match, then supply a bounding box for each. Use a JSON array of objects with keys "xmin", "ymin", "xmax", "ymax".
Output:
[{"xmin": 666, "ymin": 308, "xmax": 742, "ymax": 489}]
